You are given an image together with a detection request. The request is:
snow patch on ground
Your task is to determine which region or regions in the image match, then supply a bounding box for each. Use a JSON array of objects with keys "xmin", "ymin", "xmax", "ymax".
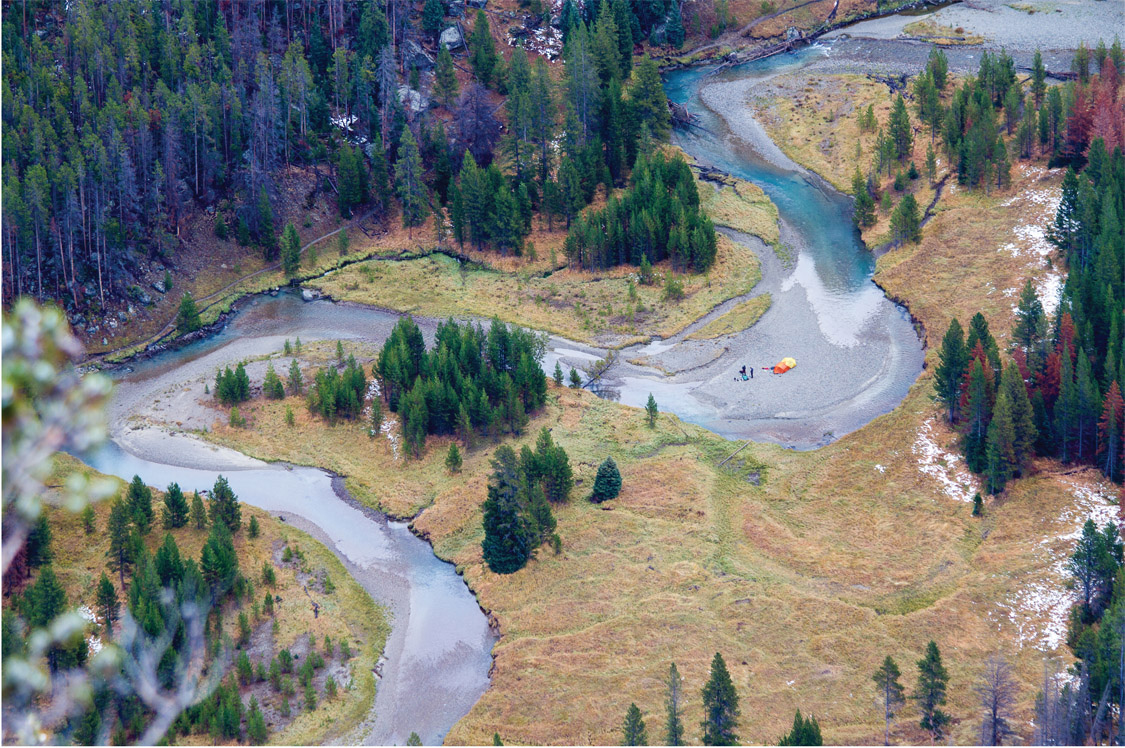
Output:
[
  {"xmin": 996, "ymin": 165, "xmax": 1064, "ymax": 315},
  {"xmin": 912, "ymin": 418, "xmax": 979, "ymax": 503},
  {"xmin": 993, "ymin": 477, "xmax": 1121, "ymax": 651},
  {"xmin": 364, "ymin": 379, "xmax": 400, "ymax": 460},
  {"xmin": 79, "ymin": 605, "xmax": 105, "ymax": 655}
]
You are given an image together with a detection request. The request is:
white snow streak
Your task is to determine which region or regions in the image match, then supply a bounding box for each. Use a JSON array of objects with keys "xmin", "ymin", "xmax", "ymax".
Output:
[{"xmin": 912, "ymin": 418, "xmax": 980, "ymax": 503}]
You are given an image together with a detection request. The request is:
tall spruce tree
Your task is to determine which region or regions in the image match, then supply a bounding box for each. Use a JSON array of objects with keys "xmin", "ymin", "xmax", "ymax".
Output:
[
  {"xmin": 481, "ymin": 446, "xmax": 534, "ymax": 574},
  {"xmin": 281, "ymin": 222, "xmax": 301, "ymax": 275},
  {"xmin": 934, "ymin": 318, "xmax": 969, "ymax": 422},
  {"xmin": 665, "ymin": 662, "xmax": 685, "ymax": 746},
  {"xmin": 873, "ymin": 655, "xmax": 905, "ymax": 746},
  {"xmin": 162, "ymin": 482, "xmax": 190, "ymax": 529},
  {"xmin": 622, "ymin": 703, "xmax": 648, "ymax": 745},
  {"xmin": 208, "ymin": 475, "xmax": 241, "ymax": 533},
  {"xmin": 852, "ymin": 167, "xmax": 876, "ymax": 228},
  {"xmin": 985, "ymin": 388, "xmax": 1017, "ymax": 494},
  {"xmin": 434, "ymin": 45, "xmax": 460, "ymax": 108},
  {"xmin": 396, "ymin": 129, "xmax": 429, "ymax": 237},
  {"xmin": 778, "ymin": 710, "xmax": 822, "ymax": 746},
  {"xmin": 701, "ymin": 652, "xmax": 740, "ymax": 746},
  {"xmin": 915, "ymin": 641, "xmax": 950, "ymax": 743},
  {"xmin": 95, "ymin": 573, "xmax": 119, "ymax": 638},
  {"xmin": 470, "ymin": 10, "xmax": 498, "ymax": 87},
  {"xmin": 888, "ymin": 95, "xmax": 914, "ymax": 162},
  {"xmin": 107, "ymin": 499, "xmax": 134, "ymax": 588},
  {"xmin": 126, "ymin": 475, "xmax": 154, "ymax": 535}
]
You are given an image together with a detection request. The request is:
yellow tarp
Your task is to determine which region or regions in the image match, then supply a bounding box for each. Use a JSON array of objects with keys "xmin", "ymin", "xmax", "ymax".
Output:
[{"xmin": 773, "ymin": 357, "xmax": 797, "ymax": 374}]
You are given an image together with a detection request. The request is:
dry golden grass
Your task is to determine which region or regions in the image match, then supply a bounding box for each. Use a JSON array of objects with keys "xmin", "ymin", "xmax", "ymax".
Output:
[
  {"xmin": 901, "ymin": 19, "xmax": 986, "ymax": 45},
  {"xmin": 687, "ymin": 294, "xmax": 773, "ymax": 340},
  {"xmin": 698, "ymin": 176, "xmax": 781, "ymax": 244},
  {"xmin": 307, "ymin": 231, "xmax": 761, "ymax": 348},
  {"xmin": 40, "ymin": 453, "xmax": 389, "ymax": 746},
  {"xmin": 194, "ymin": 363, "xmax": 1091, "ymax": 746}
]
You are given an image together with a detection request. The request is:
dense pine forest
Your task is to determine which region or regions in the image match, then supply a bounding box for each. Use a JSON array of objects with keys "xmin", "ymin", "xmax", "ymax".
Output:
[{"xmin": 1, "ymin": 0, "xmax": 690, "ymax": 321}]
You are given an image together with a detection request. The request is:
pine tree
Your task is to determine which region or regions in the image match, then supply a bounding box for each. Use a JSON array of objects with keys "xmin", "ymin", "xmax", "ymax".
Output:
[
  {"xmin": 190, "ymin": 491, "xmax": 208, "ymax": 530},
  {"xmin": 622, "ymin": 703, "xmax": 648, "ymax": 745},
  {"xmin": 778, "ymin": 710, "xmax": 822, "ymax": 746},
  {"xmin": 209, "ymin": 475, "xmax": 242, "ymax": 533},
  {"xmin": 570, "ymin": 367, "xmax": 583, "ymax": 388},
  {"xmin": 288, "ymin": 358, "xmax": 304, "ymax": 395},
  {"xmin": 248, "ymin": 515, "xmax": 260, "ymax": 539},
  {"xmin": 1031, "ymin": 49, "xmax": 1046, "ymax": 107},
  {"xmin": 666, "ymin": 1, "xmax": 686, "ymax": 48},
  {"xmin": 446, "ymin": 442, "xmax": 463, "ymax": 473},
  {"xmin": 935, "ymin": 318, "xmax": 969, "ymax": 422},
  {"xmin": 1000, "ymin": 361, "xmax": 1037, "ymax": 474},
  {"xmin": 107, "ymin": 499, "xmax": 134, "ymax": 588},
  {"xmin": 257, "ymin": 187, "xmax": 278, "ymax": 259},
  {"xmin": 629, "ymin": 56, "xmax": 670, "ymax": 141},
  {"xmin": 1098, "ymin": 381, "xmax": 1124, "ymax": 481},
  {"xmin": 873, "ymin": 655, "xmax": 905, "ymax": 746},
  {"xmin": 423, "ymin": 0, "xmax": 445, "ymax": 39},
  {"xmin": 665, "ymin": 662, "xmax": 685, "ymax": 746},
  {"xmin": 470, "ymin": 10, "xmax": 498, "ymax": 87},
  {"xmin": 162, "ymin": 482, "xmax": 190, "ymax": 529},
  {"xmin": 554, "ymin": 361, "xmax": 564, "ymax": 386},
  {"xmin": 481, "ymin": 446, "xmax": 533, "ymax": 574},
  {"xmin": 591, "ymin": 456, "xmax": 622, "ymax": 502},
  {"xmin": 281, "ymin": 222, "xmax": 301, "ymax": 275},
  {"xmin": 645, "ymin": 393, "xmax": 658, "ymax": 428},
  {"xmin": 985, "ymin": 388, "xmax": 1017, "ymax": 494},
  {"xmin": 890, "ymin": 194, "xmax": 921, "ymax": 245},
  {"xmin": 126, "ymin": 475, "xmax": 154, "ymax": 535},
  {"xmin": 177, "ymin": 292, "xmax": 203, "ymax": 334},
  {"xmin": 263, "ymin": 363, "xmax": 285, "ymax": 399},
  {"xmin": 27, "ymin": 566, "xmax": 67, "ymax": 629},
  {"xmin": 95, "ymin": 573, "xmax": 119, "ymax": 638},
  {"xmin": 852, "ymin": 167, "xmax": 876, "ymax": 228},
  {"xmin": 396, "ymin": 129, "xmax": 429, "ymax": 238},
  {"xmin": 434, "ymin": 45, "xmax": 460, "ymax": 108},
  {"xmin": 888, "ymin": 95, "xmax": 914, "ymax": 162},
  {"xmin": 915, "ymin": 641, "xmax": 950, "ymax": 743},
  {"xmin": 962, "ymin": 359, "xmax": 992, "ymax": 473},
  {"xmin": 701, "ymin": 652, "xmax": 740, "ymax": 746}
]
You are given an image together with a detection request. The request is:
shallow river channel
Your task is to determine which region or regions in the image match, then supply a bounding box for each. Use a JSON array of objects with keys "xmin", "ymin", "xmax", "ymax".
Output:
[{"xmin": 80, "ymin": 44, "xmax": 923, "ymax": 745}]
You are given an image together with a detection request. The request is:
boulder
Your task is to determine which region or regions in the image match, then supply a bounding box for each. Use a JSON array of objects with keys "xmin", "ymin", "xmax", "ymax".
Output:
[
  {"xmin": 403, "ymin": 39, "xmax": 435, "ymax": 71},
  {"xmin": 398, "ymin": 85, "xmax": 431, "ymax": 114},
  {"xmin": 301, "ymin": 289, "xmax": 320, "ymax": 302},
  {"xmin": 440, "ymin": 25, "xmax": 464, "ymax": 49},
  {"xmin": 152, "ymin": 280, "xmax": 167, "ymax": 294}
]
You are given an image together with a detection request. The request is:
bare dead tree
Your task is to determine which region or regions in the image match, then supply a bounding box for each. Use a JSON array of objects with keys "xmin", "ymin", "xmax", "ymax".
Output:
[{"xmin": 976, "ymin": 655, "xmax": 1018, "ymax": 745}]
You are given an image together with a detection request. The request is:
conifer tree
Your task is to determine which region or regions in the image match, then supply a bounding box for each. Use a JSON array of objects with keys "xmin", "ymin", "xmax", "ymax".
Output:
[
  {"xmin": 985, "ymin": 388, "xmax": 1017, "ymax": 494},
  {"xmin": 288, "ymin": 358, "xmax": 304, "ymax": 395},
  {"xmin": 107, "ymin": 499, "xmax": 134, "ymax": 588},
  {"xmin": 281, "ymin": 222, "xmax": 301, "ymax": 275},
  {"xmin": 446, "ymin": 442, "xmax": 463, "ymax": 474},
  {"xmin": 570, "ymin": 367, "xmax": 583, "ymax": 388},
  {"xmin": 591, "ymin": 456, "xmax": 622, "ymax": 502},
  {"xmin": 96, "ymin": 573, "xmax": 119, "ymax": 638},
  {"xmin": 646, "ymin": 393, "xmax": 658, "ymax": 428},
  {"xmin": 701, "ymin": 652, "xmax": 740, "ymax": 746},
  {"xmin": 629, "ymin": 56, "xmax": 670, "ymax": 141},
  {"xmin": 666, "ymin": 1, "xmax": 686, "ymax": 48},
  {"xmin": 888, "ymin": 95, "xmax": 914, "ymax": 162},
  {"xmin": 1098, "ymin": 381, "xmax": 1124, "ymax": 481},
  {"xmin": 890, "ymin": 194, "xmax": 921, "ymax": 245},
  {"xmin": 852, "ymin": 168, "xmax": 876, "ymax": 228},
  {"xmin": 162, "ymin": 482, "xmax": 190, "ymax": 529},
  {"xmin": 935, "ymin": 318, "xmax": 968, "ymax": 422},
  {"xmin": 778, "ymin": 710, "xmax": 822, "ymax": 746},
  {"xmin": 915, "ymin": 641, "xmax": 950, "ymax": 743},
  {"xmin": 1031, "ymin": 49, "xmax": 1046, "ymax": 107},
  {"xmin": 434, "ymin": 45, "xmax": 460, "ymax": 108},
  {"xmin": 190, "ymin": 491, "xmax": 208, "ymax": 530},
  {"xmin": 177, "ymin": 292, "xmax": 202, "ymax": 333},
  {"xmin": 126, "ymin": 475, "xmax": 154, "ymax": 535},
  {"xmin": 873, "ymin": 655, "xmax": 905, "ymax": 746},
  {"xmin": 396, "ymin": 129, "xmax": 429, "ymax": 238},
  {"xmin": 481, "ymin": 446, "xmax": 533, "ymax": 574},
  {"xmin": 423, "ymin": 0, "xmax": 445, "ymax": 40},
  {"xmin": 554, "ymin": 361, "xmax": 564, "ymax": 386},
  {"xmin": 665, "ymin": 662, "xmax": 685, "ymax": 746},
  {"xmin": 470, "ymin": 10, "xmax": 498, "ymax": 87},
  {"xmin": 962, "ymin": 359, "xmax": 992, "ymax": 473},
  {"xmin": 622, "ymin": 703, "xmax": 648, "ymax": 746},
  {"xmin": 1000, "ymin": 361, "xmax": 1037, "ymax": 473},
  {"xmin": 263, "ymin": 363, "xmax": 285, "ymax": 399},
  {"xmin": 208, "ymin": 475, "xmax": 242, "ymax": 533}
]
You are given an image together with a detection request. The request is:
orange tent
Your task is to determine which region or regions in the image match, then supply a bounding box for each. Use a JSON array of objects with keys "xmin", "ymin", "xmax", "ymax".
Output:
[{"xmin": 772, "ymin": 357, "xmax": 797, "ymax": 374}]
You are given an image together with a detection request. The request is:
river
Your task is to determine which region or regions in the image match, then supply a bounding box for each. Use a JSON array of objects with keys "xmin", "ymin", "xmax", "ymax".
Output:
[{"xmin": 79, "ymin": 44, "xmax": 923, "ymax": 746}]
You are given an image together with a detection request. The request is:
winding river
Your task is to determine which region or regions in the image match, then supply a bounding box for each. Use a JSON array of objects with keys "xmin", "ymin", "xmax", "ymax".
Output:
[{"xmin": 80, "ymin": 44, "xmax": 923, "ymax": 745}]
